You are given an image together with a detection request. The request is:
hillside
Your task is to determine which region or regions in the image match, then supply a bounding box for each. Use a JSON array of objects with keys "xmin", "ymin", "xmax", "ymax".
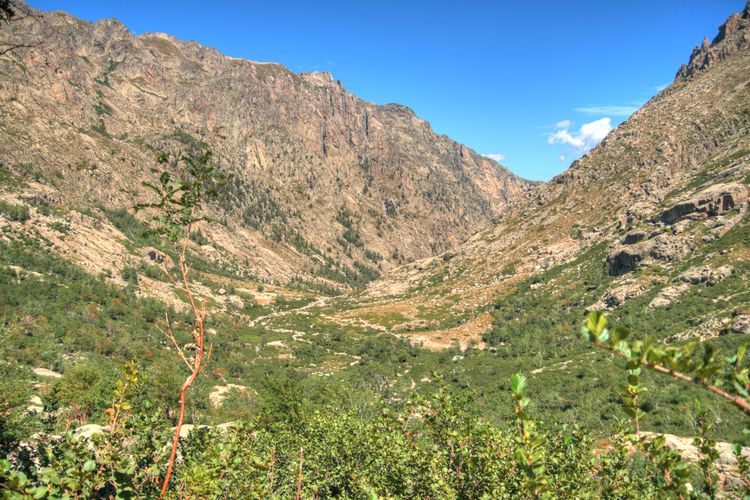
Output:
[{"xmin": 0, "ymin": 4, "xmax": 530, "ymax": 292}]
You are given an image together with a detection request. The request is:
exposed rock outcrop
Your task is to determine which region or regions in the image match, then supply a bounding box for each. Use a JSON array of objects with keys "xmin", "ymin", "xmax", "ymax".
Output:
[
  {"xmin": 640, "ymin": 432, "xmax": 750, "ymax": 492},
  {"xmin": 676, "ymin": 2, "xmax": 750, "ymax": 80},
  {"xmin": 733, "ymin": 315, "xmax": 750, "ymax": 334},
  {"xmin": 209, "ymin": 383, "xmax": 251, "ymax": 408},
  {"xmin": 656, "ymin": 184, "xmax": 748, "ymax": 225},
  {"xmin": 677, "ymin": 265, "xmax": 733, "ymax": 285},
  {"xmin": 606, "ymin": 234, "xmax": 693, "ymax": 276},
  {"xmin": 587, "ymin": 280, "xmax": 655, "ymax": 311},
  {"xmin": 32, "ymin": 367, "xmax": 62, "ymax": 379},
  {"xmin": 649, "ymin": 283, "xmax": 690, "ymax": 309}
]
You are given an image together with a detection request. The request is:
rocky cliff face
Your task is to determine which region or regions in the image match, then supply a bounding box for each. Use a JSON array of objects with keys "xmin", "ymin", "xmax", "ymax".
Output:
[
  {"xmin": 0, "ymin": 7, "xmax": 530, "ymax": 287},
  {"xmin": 677, "ymin": 1, "xmax": 750, "ymax": 80}
]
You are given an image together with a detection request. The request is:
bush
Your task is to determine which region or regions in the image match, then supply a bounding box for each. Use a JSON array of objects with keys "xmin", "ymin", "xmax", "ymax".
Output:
[{"xmin": 0, "ymin": 200, "xmax": 30, "ymax": 222}]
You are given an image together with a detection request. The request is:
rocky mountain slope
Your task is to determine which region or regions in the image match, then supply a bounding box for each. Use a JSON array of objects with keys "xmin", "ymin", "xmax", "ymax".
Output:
[
  {"xmin": 0, "ymin": 4, "xmax": 530, "ymax": 289},
  {"xmin": 333, "ymin": 2, "xmax": 750, "ymax": 350}
]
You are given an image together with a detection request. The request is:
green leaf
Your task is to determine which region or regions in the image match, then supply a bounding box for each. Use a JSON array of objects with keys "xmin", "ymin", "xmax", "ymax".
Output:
[
  {"xmin": 586, "ymin": 311, "xmax": 608, "ymax": 338},
  {"xmin": 511, "ymin": 373, "xmax": 528, "ymax": 394}
]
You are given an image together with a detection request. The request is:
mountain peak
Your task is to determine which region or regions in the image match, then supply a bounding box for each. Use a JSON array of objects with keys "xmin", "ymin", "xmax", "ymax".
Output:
[{"xmin": 676, "ymin": 3, "xmax": 750, "ymax": 80}]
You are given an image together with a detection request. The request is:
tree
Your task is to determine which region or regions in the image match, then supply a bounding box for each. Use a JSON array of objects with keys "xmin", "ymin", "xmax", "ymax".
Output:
[
  {"xmin": 134, "ymin": 147, "xmax": 227, "ymax": 495},
  {"xmin": 0, "ymin": 0, "xmax": 14, "ymax": 23},
  {"xmin": 0, "ymin": 1, "xmax": 44, "ymax": 58}
]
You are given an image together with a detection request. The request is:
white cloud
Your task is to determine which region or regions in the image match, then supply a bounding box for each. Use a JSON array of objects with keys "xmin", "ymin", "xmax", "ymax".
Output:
[
  {"xmin": 574, "ymin": 105, "xmax": 639, "ymax": 117},
  {"xmin": 559, "ymin": 155, "xmax": 566, "ymax": 162},
  {"xmin": 547, "ymin": 117, "xmax": 612, "ymax": 152},
  {"xmin": 484, "ymin": 153, "xmax": 506, "ymax": 162},
  {"xmin": 555, "ymin": 120, "xmax": 572, "ymax": 129}
]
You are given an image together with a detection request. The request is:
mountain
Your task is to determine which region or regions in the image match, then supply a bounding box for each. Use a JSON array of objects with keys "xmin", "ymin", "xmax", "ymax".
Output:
[
  {"xmin": 0, "ymin": 5, "xmax": 530, "ymax": 290},
  {"xmin": 3, "ymin": 2, "xmax": 750, "ymax": 496},
  {"xmin": 341, "ymin": 1, "xmax": 750, "ymax": 350}
]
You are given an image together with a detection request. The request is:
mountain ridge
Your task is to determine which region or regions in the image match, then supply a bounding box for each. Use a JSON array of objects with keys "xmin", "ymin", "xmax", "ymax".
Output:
[{"xmin": 0, "ymin": 5, "xmax": 531, "ymax": 290}]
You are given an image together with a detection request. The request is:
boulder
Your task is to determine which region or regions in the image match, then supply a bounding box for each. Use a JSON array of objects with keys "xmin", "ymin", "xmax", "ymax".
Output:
[
  {"xmin": 649, "ymin": 284, "xmax": 690, "ymax": 309},
  {"xmin": 141, "ymin": 247, "xmax": 173, "ymax": 267},
  {"xmin": 177, "ymin": 424, "xmax": 210, "ymax": 438},
  {"xmin": 733, "ymin": 315, "xmax": 750, "ymax": 334},
  {"xmin": 209, "ymin": 384, "xmax": 250, "ymax": 408},
  {"xmin": 590, "ymin": 281, "xmax": 652, "ymax": 311},
  {"xmin": 26, "ymin": 396, "xmax": 43, "ymax": 415},
  {"xmin": 656, "ymin": 183, "xmax": 748, "ymax": 225},
  {"xmin": 73, "ymin": 424, "xmax": 109, "ymax": 439},
  {"xmin": 606, "ymin": 245, "xmax": 647, "ymax": 276},
  {"xmin": 639, "ymin": 432, "xmax": 750, "ymax": 492},
  {"xmin": 606, "ymin": 234, "xmax": 692, "ymax": 275},
  {"xmin": 621, "ymin": 230, "xmax": 647, "ymax": 245},
  {"xmin": 677, "ymin": 265, "xmax": 733, "ymax": 285},
  {"xmin": 33, "ymin": 367, "xmax": 62, "ymax": 379}
]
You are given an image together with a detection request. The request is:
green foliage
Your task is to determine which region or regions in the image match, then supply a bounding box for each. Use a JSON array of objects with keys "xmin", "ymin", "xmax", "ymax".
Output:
[
  {"xmin": 0, "ymin": 371, "xmax": 671, "ymax": 499},
  {"xmin": 583, "ymin": 311, "xmax": 750, "ymax": 496},
  {"xmin": 237, "ymin": 180, "xmax": 288, "ymax": 230},
  {"xmin": 48, "ymin": 359, "xmax": 120, "ymax": 422},
  {"xmin": 0, "ymin": 0, "xmax": 14, "ymax": 23},
  {"xmin": 135, "ymin": 148, "xmax": 228, "ymax": 243},
  {"xmin": 0, "ymin": 200, "xmax": 30, "ymax": 222},
  {"xmin": 189, "ymin": 230, "xmax": 209, "ymax": 246},
  {"xmin": 47, "ymin": 221, "xmax": 70, "ymax": 234},
  {"xmin": 364, "ymin": 249, "xmax": 382, "ymax": 263}
]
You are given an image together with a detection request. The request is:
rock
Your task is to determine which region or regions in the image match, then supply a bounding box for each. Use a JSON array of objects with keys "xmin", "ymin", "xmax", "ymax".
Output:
[
  {"xmin": 26, "ymin": 396, "xmax": 43, "ymax": 415},
  {"xmin": 589, "ymin": 280, "xmax": 652, "ymax": 311},
  {"xmin": 606, "ymin": 234, "xmax": 692, "ymax": 275},
  {"xmin": 142, "ymin": 247, "xmax": 173, "ymax": 268},
  {"xmin": 649, "ymin": 295, "xmax": 674, "ymax": 309},
  {"xmin": 0, "ymin": 6, "xmax": 533, "ymax": 288},
  {"xmin": 648, "ymin": 234, "xmax": 692, "ymax": 261},
  {"xmin": 649, "ymin": 283, "xmax": 690, "ymax": 308},
  {"xmin": 733, "ymin": 315, "xmax": 750, "ymax": 334},
  {"xmin": 677, "ymin": 265, "xmax": 733, "ymax": 285},
  {"xmin": 621, "ymin": 231, "xmax": 647, "ymax": 245},
  {"xmin": 209, "ymin": 384, "xmax": 250, "ymax": 408},
  {"xmin": 606, "ymin": 245, "xmax": 648, "ymax": 276},
  {"xmin": 32, "ymin": 367, "xmax": 62, "ymax": 379},
  {"xmin": 23, "ymin": 188, "xmax": 62, "ymax": 208},
  {"xmin": 73, "ymin": 424, "xmax": 109, "ymax": 439},
  {"xmin": 672, "ymin": 220, "xmax": 691, "ymax": 234},
  {"xmin": 676, "ymin": 5, "xmax": 750, "ymax": 80},
  {"xmin": 177, "ymin": 424, "xmax": 210, "ymax": 438},
  {"xmin": 624, "ymin": 202, "xmax": 656, "ymax": 225},
  {"xmin": 640, "ymin": 432, "xmax": 750, "ymax": 492},
  {"xmin": 215, "ymin": 422, "xmax": 237, "ymax": 433},
  {"xmin": 226, "ymin": 295, "xmax": 244, "ymax": 309},
  {"xmin": 265, "ymin": 340, "xmax": 288, "ymax": 348},
  {"xmin": 200, "ymin": 245, "xmax": 221, "ymax": 262},
  {"xmin": 656, "ymin": 183, "xmax": 748, "ymax": 225}
]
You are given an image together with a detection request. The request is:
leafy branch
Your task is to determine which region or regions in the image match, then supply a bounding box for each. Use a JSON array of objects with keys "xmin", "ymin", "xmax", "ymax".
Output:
[
  {"xmin": 134, "ymin": 147, "xmax": 227, "ymax": 496},
  {"xmin": 582, "ymin": 311, "xmax": 750, "ymax": 416}
]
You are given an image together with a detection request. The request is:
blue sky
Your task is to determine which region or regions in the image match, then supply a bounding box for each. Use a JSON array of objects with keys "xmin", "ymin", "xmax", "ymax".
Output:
[{"xmin": 30, "ymin": 1, "xmax": 744, "ymax": 181}]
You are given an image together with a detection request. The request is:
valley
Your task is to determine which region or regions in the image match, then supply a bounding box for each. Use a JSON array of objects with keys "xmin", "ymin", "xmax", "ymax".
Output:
[{"xmin": 1, "ymin": 1, "xmax": 750, "ymax": 497}]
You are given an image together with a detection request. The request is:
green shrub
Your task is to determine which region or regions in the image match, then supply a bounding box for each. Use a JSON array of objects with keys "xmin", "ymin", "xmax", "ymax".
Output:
[{"xmin": 0, "ymin": 200, "xmax": 30, "ymax": 222}]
